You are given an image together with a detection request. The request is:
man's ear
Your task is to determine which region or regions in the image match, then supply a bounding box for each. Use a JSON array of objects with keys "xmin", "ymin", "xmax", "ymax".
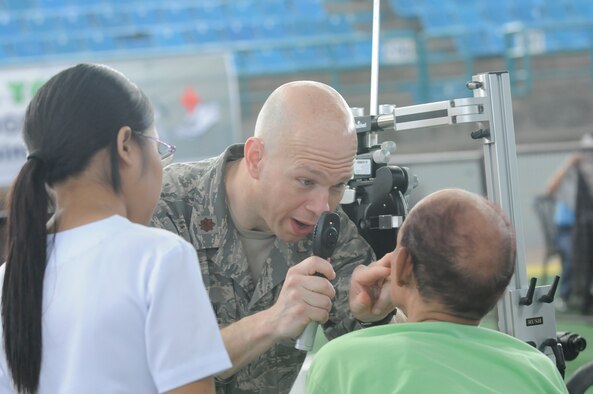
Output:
[
  {"xmin": 394, "ymin": 247, "xmax": 414, "ymax": 287},
  {"xmin": 116, "ymin": 126, "xmax": 134, "ymax": 166},
  {"xmin": 244, "ymin": 137, "xmax": 264, "ymax": 179}
]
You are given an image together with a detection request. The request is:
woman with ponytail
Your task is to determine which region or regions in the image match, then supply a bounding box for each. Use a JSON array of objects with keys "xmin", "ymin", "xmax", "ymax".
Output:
[{"xmin": 0, "ymin": 64, "xmax": 230, "ymax": 394}]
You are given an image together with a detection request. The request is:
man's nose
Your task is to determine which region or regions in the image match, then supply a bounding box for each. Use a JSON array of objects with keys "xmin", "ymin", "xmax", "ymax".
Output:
[{"xmin": 306, "ymin": 188, "xmax": 331, "ymax": 217}]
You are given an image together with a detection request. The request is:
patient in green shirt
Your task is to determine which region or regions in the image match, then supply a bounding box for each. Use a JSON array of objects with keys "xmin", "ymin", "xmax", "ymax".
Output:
[{"xmin": 307, "ymin": 188, "xmax": 568, "ymax": 394}]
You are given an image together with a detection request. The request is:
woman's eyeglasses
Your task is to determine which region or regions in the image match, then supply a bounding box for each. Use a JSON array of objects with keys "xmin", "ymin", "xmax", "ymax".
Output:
[{"xmin": 133, "ymin": 131, "xmax": 176, "ymax": 167}]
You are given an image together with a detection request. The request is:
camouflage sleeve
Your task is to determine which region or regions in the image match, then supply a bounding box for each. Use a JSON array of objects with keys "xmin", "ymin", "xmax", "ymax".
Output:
[
  {"xmin": 150, "ymin": 164, "xmax": 196, "ymax": 244},
  {"xmin": 322, "ymin": 208, "xmax": 376, "ymax": 340}
]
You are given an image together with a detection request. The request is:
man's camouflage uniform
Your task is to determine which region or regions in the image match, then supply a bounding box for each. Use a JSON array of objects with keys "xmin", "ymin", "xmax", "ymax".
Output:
[{"xmin": 152, "ymin": 144, "xmax": 375, "ymax": 394}]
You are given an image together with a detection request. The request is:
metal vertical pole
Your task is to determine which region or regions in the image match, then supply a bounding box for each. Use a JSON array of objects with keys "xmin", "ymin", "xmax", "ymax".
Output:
[
  {"xmin": 473, "ymin": 72, "xmax": 527, "ymax": 337},
  {"xmin": 370, "ymin": 0, "xmax": 381, "ymax": 116},
  {"xmin": 473, "ymin": 73, "xmax": 557, "ymax": 361},
  {"xmin": 474, "ymin": 71, "xmax": 528, "ymax": 293}
]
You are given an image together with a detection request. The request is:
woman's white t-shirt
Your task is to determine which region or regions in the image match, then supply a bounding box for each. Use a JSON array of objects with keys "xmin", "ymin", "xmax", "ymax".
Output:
[{"xmin": 0, "ymin": 215, "xmax": 230, "ymax": 393}]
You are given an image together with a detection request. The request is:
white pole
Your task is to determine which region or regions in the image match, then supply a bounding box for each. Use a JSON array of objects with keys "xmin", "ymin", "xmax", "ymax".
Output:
[{"xmin": 370, "ymin": 0, "xmax": 381, "ymax": 116}]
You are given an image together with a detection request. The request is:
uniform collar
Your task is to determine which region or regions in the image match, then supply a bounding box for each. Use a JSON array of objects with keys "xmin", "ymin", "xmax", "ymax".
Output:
[{"xmin": 192, "ymin": 144, "xmax": 244, "ymax": 249}]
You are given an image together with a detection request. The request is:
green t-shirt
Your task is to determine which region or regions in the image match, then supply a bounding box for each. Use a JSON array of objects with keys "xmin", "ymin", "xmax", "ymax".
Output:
[{"xmin": 307, "ymin": 322, "xmax": 567, "ymax": 394}]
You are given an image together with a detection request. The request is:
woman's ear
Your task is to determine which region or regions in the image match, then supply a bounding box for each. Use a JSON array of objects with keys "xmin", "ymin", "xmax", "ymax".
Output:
[
  {"xmin": 244, "ymin": 137, "xmax": 264, "ymax": 179},
  {"xmin": 116, "ymin": 126, "xmax": 134, "ymax": 166}
]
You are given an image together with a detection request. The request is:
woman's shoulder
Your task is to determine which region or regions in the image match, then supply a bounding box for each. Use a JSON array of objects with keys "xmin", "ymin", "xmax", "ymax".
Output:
[{"xmin": 116, "ymin": 217, "xmax": 193, "ymax": 252}]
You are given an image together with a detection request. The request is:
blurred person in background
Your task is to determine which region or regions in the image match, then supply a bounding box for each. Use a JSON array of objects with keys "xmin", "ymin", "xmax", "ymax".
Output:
[
  {"xmin": 547, "ymin": 133, "xmax": 593, "ymax": 314},
  {"xmin": 0, "ymin": 64, "xmax": 230, "ymax": 394}
]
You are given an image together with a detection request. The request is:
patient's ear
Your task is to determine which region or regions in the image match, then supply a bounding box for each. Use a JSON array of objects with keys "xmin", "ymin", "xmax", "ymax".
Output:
[{"xmin": 394, "ymin": 247, "xmax": 414, "ymax": 287}]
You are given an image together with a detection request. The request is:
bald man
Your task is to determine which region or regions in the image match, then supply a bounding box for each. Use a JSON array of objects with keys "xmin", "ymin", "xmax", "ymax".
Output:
[
  {"xmin": 152, "ymin": 82, "xmax": 395, "ymax": 393},
  {"xmin": 307, "ymin": 189, "xmax": 568, "ymax": 394}
]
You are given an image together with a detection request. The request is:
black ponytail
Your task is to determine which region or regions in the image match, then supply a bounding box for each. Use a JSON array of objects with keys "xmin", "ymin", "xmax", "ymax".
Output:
[{"xmin": 2, "ymin": 157, "xmax": 49, "ymax": 394}]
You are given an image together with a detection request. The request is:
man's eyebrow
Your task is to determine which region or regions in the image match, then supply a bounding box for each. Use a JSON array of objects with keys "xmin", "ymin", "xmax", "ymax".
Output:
[
  {"xmin": 300, "ymin": 165, "xmax": 324, "ymax": 177},
  {"xmin": 299, "ymin": 165, "xmax": 352, "ymax": 184}
]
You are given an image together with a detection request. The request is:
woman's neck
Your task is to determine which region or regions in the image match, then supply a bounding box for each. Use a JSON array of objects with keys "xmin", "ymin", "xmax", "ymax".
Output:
[{"xmin": 50, "ymin": 179, "xmax": 126, "ymax": 232}]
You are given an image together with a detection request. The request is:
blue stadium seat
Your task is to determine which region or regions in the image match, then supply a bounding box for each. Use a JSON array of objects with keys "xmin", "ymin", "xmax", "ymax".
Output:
[
  {"xmin": 37, "ymin": 0, "xmax": 68, "ymax": 10},
  {"xmin": 253, "ymin": 48, "xmax": 286, "ymax": 72},
  {"xmin": 454, "ymin": 4, "xmax": 481, "ymax": 27},
  {"xmin": 234, "ymin": 47, "xmax": 297, "ymax": 75},
  {"xmin": 95, "ymin": 7, "xmax": 130, "ymax": 28},
  {"xmin": 226, "ymin": 0, "xmax": 258, "ymax": 22},
  {"xmin": 50, "ymin": 34, "xmax": 82, "ymax": 54},
  {"xmin": 344, "ymin": 10, "xmax": 373, "ymax": 25},
  {"xmin": 255, "ymin": 18, "xmax": 286, "ymax": 40},
  {"xmin": 227, "ymin": 21, "xmax": 255, "ymax": 41},
  {"xmin": 155, "ymin": 28, "xmax": 186, "ymax": 47},
  {"xmin": 26, "ymin": 13, "xmax": 58, "ymax": 34},
  {"xmin": 389, "ymin": 0, "xmax": 424, "ymax": 18},
  {"xmin": 76, "ymin": 0, "xmax": 101, "ymax": 7},
  {"xmin": 131, "ymin": 7, "xmax": 161, "ymax": 26},
  {"xmin": 192, "ymin": 23, "xmax": 226, "ymax": 43},
  {"xmin": 59, "ymin": 10, "xmax": 90, "ymax": 32},
  {"xmin": 196, "ymin": 2, "xmax": 225, "ymax": 22},
  {"xmin": 117, "ymin": 32, "xmax": 153, "ymax": 49},
  {"xmin": 291, "ymin": 45, "xmax": 331, "ymax": 70},
  {"xmin": 540, "ymin": 1, "xmax": 571, "ymax": 20},
  {"xmin": 354, "ymin": 40, "xmax": 372, "ymax": 65},
  {"xmin": 420, "ymin": 9, "xmax": 454, "ymax": 33},
  {"xmin": 0, "ymin": 41, "xmax": 16, "ymax": 59},
  {"xmin": 234, "ymin": 50, "xmax": 259, "ymax": 75},
  {"xmin": 163, "ymin": 4, "xmax": 196, "ymax": 25},
  {"xmin": 514, "ymin": 3, "xmax": 541, "ymax": 22},
  {"xmin": 257, "ymin": 0, "xmax": 289, "ymax": 19},
  {"xmin": 330, "ymin": 40, "xmax": 371, "ymax": 68},
  {"xmin": 6, "ymin": 0, "xmax": 34, "ymax": 11},
  {"xmin": 423, "ymin": 0, "xmax": 444, "ymax": 9},
  {"xmin": 14, "ymin": 37, "xmax": 46, "ymax": 57},
  {"xmin": 455, "ymin": 27, "xmax": 504, "ymax": 57},
  {"xmin": 87, "ymin": 32, "xmax": 116, "ymax": 51},
  {"xmin": 427, "ymin": 79, "xmax": 472, "ymax": 101},
  {"xmin": 290, "ymin": 0, "xmax": 324, "ymax": 18},
  {"xmin": 0, "ymin": 13, "xmax": 20, "ymax": 37},
  {"xmin": 288, "ymin": 17, "xmax": 329, "ymax": 37},
  {"xmin": 420, "ymin": 3, "xmax": 485, "ymax": 33},
  {"xmin": 545, "ymin": 30, "xmax": 590, "ymax": 52},
  {"xmin": 250, "ymin": 48, "xmax": 293, "ymax": 74},
  {"xmin": 579, "ymin": 2, "xmax": 593, "ymax": 17},
  {"xmin": 327, "ymin": 14, "xmax": 353, "ymax": 34},
  {"xmin": 329, "ymin": 42, "xmax": 350, "ymax": 66},
  {"xmin": 478, "ymin": 2, "xmax": 512, "ymax": 25}
]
